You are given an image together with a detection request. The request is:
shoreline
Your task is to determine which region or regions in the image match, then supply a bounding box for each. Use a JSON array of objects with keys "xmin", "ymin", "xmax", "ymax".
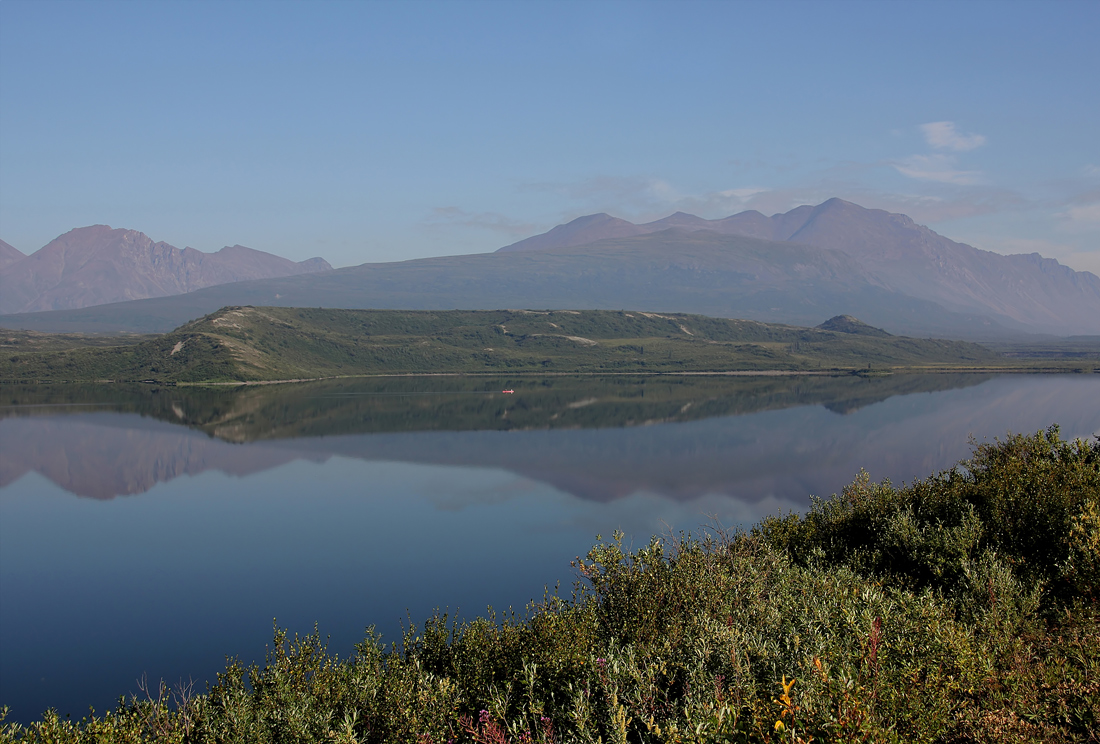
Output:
[{"xmin": 1, "ymin": 364, "xmax": 1095, "ymax": 387}]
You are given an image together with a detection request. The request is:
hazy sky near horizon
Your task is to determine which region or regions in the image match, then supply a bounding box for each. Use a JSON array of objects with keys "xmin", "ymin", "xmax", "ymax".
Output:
[{"xmin": 1, "ymin": 0, "xmax": 1097, "ymax": 273}]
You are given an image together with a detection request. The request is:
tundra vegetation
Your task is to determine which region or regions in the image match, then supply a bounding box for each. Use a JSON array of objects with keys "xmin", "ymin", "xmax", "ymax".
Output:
[
  {"xmin": 5, "ymin": 306, "xmax": 1083, "ymax": 385},
  {"xmin": 2, "ymin": 427, "xmax": 1098, "ymax": 743}
]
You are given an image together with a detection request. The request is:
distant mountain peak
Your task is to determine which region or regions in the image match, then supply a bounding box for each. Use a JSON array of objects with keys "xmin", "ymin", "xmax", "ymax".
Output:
[
  {"xmin": 0, "ymin": 227, "xmax": 332, "ymax": 315},
  {"xmin": 6, "ymin": 199, "xmax": 1100, "ymax": 338},
  {"xmin": 497, "ymin": 212, "xmax": 643, "ymax": 253},
  {"xmin": 491, "ymin": 198, "xmax": 1100, "ymax": 335}
]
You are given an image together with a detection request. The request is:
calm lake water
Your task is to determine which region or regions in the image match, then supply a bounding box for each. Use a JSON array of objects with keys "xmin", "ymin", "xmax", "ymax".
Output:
[{"xmin": 2, "ymin": 373, "xmax": 1099, "ymax": 722}]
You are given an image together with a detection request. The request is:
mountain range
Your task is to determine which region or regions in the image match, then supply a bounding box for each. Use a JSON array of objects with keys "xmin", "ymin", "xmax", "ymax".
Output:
[
  {"xmin": 497, "ymin": 198, "xmax": 1100, "ymax": 335},
  {"xmin": 0, "ymin": 225, "xmax": 331, "ymax": 315},
  {"xmin": 2, "ymin": 199, "xmax": 1097, "ymax": 338}
]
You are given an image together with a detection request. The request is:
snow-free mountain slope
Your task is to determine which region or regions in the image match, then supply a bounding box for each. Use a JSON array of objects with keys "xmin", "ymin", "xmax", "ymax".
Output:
[
  {"xmin": 3, "ymin": 199, "xmax": 1096, "ymax": 337},
  {"xmin": 497, "ymin": 199, "xmax": 1100, "ymax": 335},
  {"xmin": 0, "ymin": 226, "xmax": 332, "ymax": 314},
  {"xmin": 779, "ymin": 198, "xmax": 1100, "ymax": 334},
  {"xmin": 496, "ymin": 213, "xmax": 645, "ymax": 253},
  {"xmin": 0, "ymin": 239, "xmax": 25, "ymax": 270},
  {"xmin": 494, "ymin": 203, "xmax": 819, "ymax": 251},
  {"xmin": 0, "ymin": 230, "xmax": 1011, "ymax": 338}
]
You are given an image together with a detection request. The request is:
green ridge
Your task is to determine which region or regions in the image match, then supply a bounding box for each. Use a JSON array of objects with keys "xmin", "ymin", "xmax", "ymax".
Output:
[{"xmin": 0, "ymin": 306, "xmax": 1016, "ymax": 384}]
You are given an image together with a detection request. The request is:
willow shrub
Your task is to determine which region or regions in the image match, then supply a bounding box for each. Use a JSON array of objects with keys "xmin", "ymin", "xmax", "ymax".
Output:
[
  {"xmin": 3, "ymin": 428, "xmax": 1098, "ymax": 743},
  {"xmin": 757, "ymin": 425, "xmax": 1100, "ymax": 615}
]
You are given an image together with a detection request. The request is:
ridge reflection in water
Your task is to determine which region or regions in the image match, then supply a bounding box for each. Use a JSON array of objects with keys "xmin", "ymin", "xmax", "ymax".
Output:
[{"xmin": 1, "ymin": 373, "xmax": 1099, "ymax": 722}]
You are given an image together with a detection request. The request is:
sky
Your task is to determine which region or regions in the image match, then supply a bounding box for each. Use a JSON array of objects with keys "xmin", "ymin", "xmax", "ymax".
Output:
[{"xmin": 1, "ymin": 0, "xmax": 1097, "ymax": 273}]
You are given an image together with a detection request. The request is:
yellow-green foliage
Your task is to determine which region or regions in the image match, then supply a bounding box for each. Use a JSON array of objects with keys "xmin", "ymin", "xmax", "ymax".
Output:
[
  {"xmin": 1063, "ymin": 499, "xmax": 1100, "ymax": 598},
  {"xmin": 758, "ymin": 426, "xmax": 1100, "ymax": 615},
  {"xmin": 3, "ymin": 429, "xmax": 1098, "ymax": 743}
]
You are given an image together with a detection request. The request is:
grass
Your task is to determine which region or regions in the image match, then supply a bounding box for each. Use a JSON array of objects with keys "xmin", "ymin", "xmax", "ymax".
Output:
[
  {"xmin": 1, "ymin": 426, "xmax": 1097, "ymax": 743},
  {"xmin": 0, "ymin": 330, "xmax": 156, "ymax": 351},
  {"xmin": 2, "ymin": 306, "xmax": 1087, "ymax": 385}
]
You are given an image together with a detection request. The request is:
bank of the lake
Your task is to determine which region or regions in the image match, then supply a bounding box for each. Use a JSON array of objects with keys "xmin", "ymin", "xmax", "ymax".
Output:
[
  {"xmin": 2, "ymin": 373, "xmax": 1099, "ymax": 729},
  {"xmin": 1, "ymin": 427, "xmax": 1097, "ymax": 743}
]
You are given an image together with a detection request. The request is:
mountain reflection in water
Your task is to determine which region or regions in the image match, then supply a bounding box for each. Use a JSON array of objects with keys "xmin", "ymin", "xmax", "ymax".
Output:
[
  {"xmin": 2, "ymin": 373, "xmax": 1099, "ymax": 723},
  {"xmin": 2, "ymin": 374, "xmax": 1099, "ymax": 506},
  {"xmin": 0, "ymin": 373, "xmax": 999, "ymax": 502}
]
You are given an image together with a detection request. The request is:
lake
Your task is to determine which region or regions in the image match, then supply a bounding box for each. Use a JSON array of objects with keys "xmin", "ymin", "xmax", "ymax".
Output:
[{"xmin": 2, "ymin": 372, "xmax": 1099, "ymax": 722}]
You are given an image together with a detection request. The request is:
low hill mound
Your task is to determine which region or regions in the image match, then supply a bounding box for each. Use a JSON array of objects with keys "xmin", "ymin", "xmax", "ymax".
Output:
[
  {"xmin": 816, "ymin": 315, "xmax": 892, "ymax": 336},
  {"xmin": 0, "ymin": 307, "xmax": 1003, "ymax": 384}
]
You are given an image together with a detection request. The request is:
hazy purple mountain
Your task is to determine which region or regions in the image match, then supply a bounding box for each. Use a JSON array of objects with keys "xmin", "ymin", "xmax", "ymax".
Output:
[
  {"xmin": 0, "ymin": 228, "xmax": 1015, "ymax": 339},
  {"xmin": 0, "ymin": 225, "xmax": 332, "ymax": 314},
  {"xmin": 494, "ymin": 204, "xmax": 817, "ymax": 251},
  {"xmin": 497, "ymin": 213, "xmax": 646, "ymax": 252},
  {"xmin": 4, "ymin": 199, "xmax": 1096, "ymax": 338},
  {"xmin": 777, "ymin": 199, "xmax": 1100, "ymax": 334},
  {"xmin": 497, "ymin": 199, "xmax": 1100, "ymax": 335},
  {"xmin": 0, "ymin": 239, "xmax": 25, "ymax": 270},
  {"xmin": 0, "ymin": 413, "xmax": 324, "ymax": 500}
]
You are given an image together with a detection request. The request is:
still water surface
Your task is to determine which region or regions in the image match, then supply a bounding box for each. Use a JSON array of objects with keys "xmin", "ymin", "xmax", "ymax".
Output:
[{"xmin": 2, "ymin": 373, "xmax": 1099, "ymax": 721}]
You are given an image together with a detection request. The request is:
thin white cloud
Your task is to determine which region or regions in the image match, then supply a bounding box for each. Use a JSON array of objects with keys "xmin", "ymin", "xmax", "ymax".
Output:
[
  {"xmin": 1060, "ymin": 203, "xmax": 1100, "ymax": 224},
  {"xmin": 523, "ymin": 171, "xmax": 1026, "ymax": 228},
  {"xmin": 732, "ymin": 185, "xmax": 1019, "ymax": 225},
  {"xmin": 718, "ymin": 187, "xmax": 770, "ymax": 201},
  {"xmin": 892, "ymin": 154, "xmax": 984, "ymax": 185},
  {"xmin": 522, "ymin": 175, "xmax": 680, "ymax": 210},
  {"xmin": 674, "ymin": 186, "xmax": 774, "ymax": 216},
  {"xmin": 921, "ymin": 121, "xmax": 986, "ymax": 152},
  {"xmin": 1056, "ymin": 188, "xmax": 1100, "ymax": 228},
  {"xmin": 425, "ymin": 207, "xmax": 536, "ymax": 236},
  {"xmin": 891, "ymin": 123, "xmax": 987, "ymax": 184},
  {"xmin": 521, "ymin": 176, "xmax": 774, "ymax": 220}
]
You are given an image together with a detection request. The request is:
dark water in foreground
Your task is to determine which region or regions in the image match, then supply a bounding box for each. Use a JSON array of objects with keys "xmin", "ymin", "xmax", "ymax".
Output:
[{"xmin": 2, "ymin": 373, "xmax": 1098, "ymax": 722}]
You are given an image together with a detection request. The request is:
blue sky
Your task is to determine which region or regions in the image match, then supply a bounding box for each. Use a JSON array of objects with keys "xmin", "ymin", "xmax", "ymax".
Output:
[{"xmin": 1, "ymin": 0, "xmax": 1097, "ymax": 273}]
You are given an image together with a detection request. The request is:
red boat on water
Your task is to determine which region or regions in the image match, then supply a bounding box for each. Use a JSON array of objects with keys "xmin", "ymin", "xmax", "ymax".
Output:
[{"xmin": 502, "ymin": 389, "xmax": 515, "ymax": 394}]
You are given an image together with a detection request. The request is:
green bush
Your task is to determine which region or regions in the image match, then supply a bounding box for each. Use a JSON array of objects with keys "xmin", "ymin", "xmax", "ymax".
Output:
[
  {"xmin": 758, "ymin": 426, "xmax": 1100, "ymax": 616},
  {"xmin": 3, "ymin": 428, "xmax": 1098, "ymax": 743}
]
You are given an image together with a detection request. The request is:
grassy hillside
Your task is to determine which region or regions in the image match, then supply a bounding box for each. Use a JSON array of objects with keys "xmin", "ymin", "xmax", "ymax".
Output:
[
  {"xmin": 0, "ymin": 329, "xmax": 155, "ymax": 351},
  {"xmin": 0, "ymin": 306, "xmax": 1015, "ymax": 384},
  {"xmin": 987, "ymin": 335, "xmax": 1100, "ymax": 360}
]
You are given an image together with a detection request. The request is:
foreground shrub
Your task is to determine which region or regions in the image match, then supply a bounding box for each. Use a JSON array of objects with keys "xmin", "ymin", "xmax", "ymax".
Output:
[
  {"xmin": 758, "ymin": 425, "xmax": 1100, "ymax": 616},
  {"xmin": 3, "ymin": 428, "xmax": 1098, "ymax": 743}
]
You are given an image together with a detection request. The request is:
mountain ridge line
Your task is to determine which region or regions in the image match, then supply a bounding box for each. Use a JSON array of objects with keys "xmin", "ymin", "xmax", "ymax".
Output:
[{"xmin": 2, "ymin": 199, "xmax": 1097, "ymax": 338}]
